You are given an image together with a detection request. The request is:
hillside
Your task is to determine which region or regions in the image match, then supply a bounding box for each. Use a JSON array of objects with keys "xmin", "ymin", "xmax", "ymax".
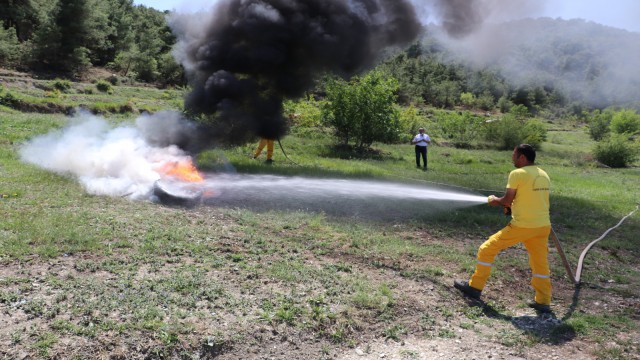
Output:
[{"xmin": 422, "ymin": 17, "xmax": 640, "ymax": 110}]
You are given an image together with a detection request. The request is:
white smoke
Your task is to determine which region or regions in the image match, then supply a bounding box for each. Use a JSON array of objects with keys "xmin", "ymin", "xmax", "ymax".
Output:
[{"xmin": 19, "ymin": 111, "xmax": 199, "ymax": 200}]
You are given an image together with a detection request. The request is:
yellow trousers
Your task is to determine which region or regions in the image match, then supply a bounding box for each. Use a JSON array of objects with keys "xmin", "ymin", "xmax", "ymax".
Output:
[
  {"xmin": 469, "ymin": 224, "xmax": 552, "ymax": 305},
  {"xmin": 254, "ymin": 138, "xmax": 274, "ymax": 160}
]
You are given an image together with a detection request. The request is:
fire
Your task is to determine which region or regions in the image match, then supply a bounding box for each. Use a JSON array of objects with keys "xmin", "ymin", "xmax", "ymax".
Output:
[{"xmin": 159, "ymin": 159, "xmax": 204, "ymax": 183}]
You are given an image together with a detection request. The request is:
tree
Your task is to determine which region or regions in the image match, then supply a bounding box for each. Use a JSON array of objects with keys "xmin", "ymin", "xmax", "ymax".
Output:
[
  {"xmin": 32, "ymin": 0, "xmax": 100, "ymax": 73},
  {"xmin": 323, "ymin": 71, "xmax": 400, "ymax": 149},
  {"xmin": 0, "ymin": 0, "xmax": 47, "ymax": 41},
  {"xmin": 94, "ymin": 0, "xmax": 135, "ymax": 66},
  {"xmin": 0, "ymin": 26, "xmax": 21, "ymax": 67},
  {"xmin": 610, "ymin": 109, "xmax": 640, "ymax": 136}
]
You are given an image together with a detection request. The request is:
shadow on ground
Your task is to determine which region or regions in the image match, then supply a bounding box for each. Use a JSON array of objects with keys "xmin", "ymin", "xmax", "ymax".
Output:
[{"xmin": 458, "ymin": 296, "xmax": 578, "ymax": 345}]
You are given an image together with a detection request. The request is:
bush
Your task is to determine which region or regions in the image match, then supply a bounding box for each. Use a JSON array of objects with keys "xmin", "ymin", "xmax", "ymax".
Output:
[
  {"xmin": 484, "ymin": 114, "xmax": 547, "ymax": 150},
  {"xmin": 53, "ymin": 79, "xmax": 72, "ymax": 92},
  {"xmin": 521, "ymin": 119, "xmax": 548, "ymax": 149},
  {"xmin": 587, "ymin": 109, "xmax": 613, "ymax": 141},
  {"xmin": 107, "ymin": 74, "xmax": 120, "ymax": 85},
  {"xmin": 593, "ymin": 134, "xmax": 638, "ymax": 168},
  {"xmin": 95, "ymin": 80, "xmax": 113, "ymax": 94},
  {"xmin": 397, "ymin": 104, "xmax": 423, "ymax": 143},
  {"xmin": 459, "ymin": 92, "xmax": 475, "ymax": 109},
  {"xmin": 438, "ymin": 111, "xmax": 484, "ymax": 148},
  {"xmin": 476, "ymin": 91, "xmax": 495, "ymax": 111},
  {"xmin": 485, "ymin": 114, "xmax": 521, "ymax": 150},
  {"xmin": 284, "ymin": 97, "xmax": 324, "ymax": 128},
  {"xmin": 497, "ymin": 96, "xmax": 513, "ymax": 113},
  {"xmin": 610, "ymin": 109, "xmax": 640, "ymax": 135},
  {"xmin": 0, "ymin": 91, "xmax": 18, "ymax": 107}
]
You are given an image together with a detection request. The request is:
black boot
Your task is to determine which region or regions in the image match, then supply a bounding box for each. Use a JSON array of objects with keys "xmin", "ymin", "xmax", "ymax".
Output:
[
  {"xmin": 454, "ymin": 280, "xmax": 482, "ymax": 299},
  {"xmin": 527, "ymin": 300, "xmax": 551, "ymax": 313}
]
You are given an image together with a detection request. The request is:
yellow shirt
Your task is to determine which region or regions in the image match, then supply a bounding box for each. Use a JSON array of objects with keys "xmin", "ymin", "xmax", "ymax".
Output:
[{"xmin": 507, "ymin": 165, "xmax": 550, "ymax": 228}]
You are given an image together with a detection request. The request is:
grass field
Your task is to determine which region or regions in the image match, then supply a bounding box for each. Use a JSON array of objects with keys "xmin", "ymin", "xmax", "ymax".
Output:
[{"xmin": 0, "ymin": 79, "xmax": 639, "ymax": 359}]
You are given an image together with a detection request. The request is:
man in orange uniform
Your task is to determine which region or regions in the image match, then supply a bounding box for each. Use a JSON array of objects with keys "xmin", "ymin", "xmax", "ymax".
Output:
[
  {"xmin": 253, "ymin": 138, "xmax": 274, "ymax": 164},
  {"xmin": 455, "ymin": 144, "xmax": 552, "ymax": 313}
]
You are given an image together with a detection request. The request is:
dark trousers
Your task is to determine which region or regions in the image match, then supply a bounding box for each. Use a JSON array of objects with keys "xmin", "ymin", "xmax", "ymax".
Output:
[{"xmin": 415, "ymin": 145, "xmax": 427, "ymax": 168}]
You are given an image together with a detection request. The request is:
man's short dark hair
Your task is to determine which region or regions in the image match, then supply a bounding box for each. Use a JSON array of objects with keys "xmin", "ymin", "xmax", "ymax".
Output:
[{"xmin": 516, "ymin": 144, "xmax": 536, "ymax": 163}]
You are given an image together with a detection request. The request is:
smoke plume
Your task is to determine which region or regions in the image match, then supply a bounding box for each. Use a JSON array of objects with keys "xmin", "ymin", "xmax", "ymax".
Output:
[
  {"xmin": 19, "ymin": 111, "xmax": 202, "ymax": 199},
  {"xmin": 170, "ymin": 0, "xmax": 422, "ymax": 144},
  {"xmin": 416, "ymin": 0, "xmax": 640, "ymax": 108},
  {"xmin": 420, "ymin": 0, "xmax": 547, "ymax": 38}
]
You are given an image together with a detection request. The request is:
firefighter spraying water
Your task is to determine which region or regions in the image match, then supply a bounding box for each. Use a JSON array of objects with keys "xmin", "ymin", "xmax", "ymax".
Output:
[{"xmin": 455, "ymin": 144, "xmax": 554, "ymax": 313}]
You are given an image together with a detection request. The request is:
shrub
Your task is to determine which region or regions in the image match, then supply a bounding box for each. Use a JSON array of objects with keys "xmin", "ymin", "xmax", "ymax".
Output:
[
  {"xmin": 438, "ymin": 111, "xmax": 484, "ymax": 148},
  {"xmin": 485, "ymin": 114, "xmax": 522, "ymax": 150},
  {"xmin": 459, "ymin": 92, "xmax": 475, "ymax": 109},
  {"xmin": 497, "ymin": 96, "xmax": 513, "ymax": 113},
  {"xmin": 476, "ymin": 91, "xmax": 495, "ymax": 111},
  {"xmin": 484, "ymin": 105, "xmax": 546, "ymax": 150},
  {"xmin": 397, "ymin": 104, "xmax": 423, "ymax": 143},
  {"xmin": 593, "ymin": 134, "xmax": 638, "ymax": 168},
  {"xmin": 45, "ymin": 89, "xmax": 62, "ymax": 98},
  {"xmin": 587, "ymin": 109, "xmax": 613, "ymax": 141},
  {"xmin": 0, "ymin": 91, "xmax": 18, "ymax": 107},
  {"xmin": 521, "ymin": 119, "xmax": 548, "ymax": 149},
  {"xmin": 95, "ymin": 80, "xmax": 113, "ymax": 94},
  {"xmin": 106, "ymin": 74, "xmax": 120, "ymax": 86},
  {"xmin": 53, "ymin": 79, "xmax": 72, "ymax": 92},
  {"xmin": 610, "ymin": 109, "xmax": 640, "ymax": 135},
  {"xmin": 284, "ymin": 97, "xmax": 324, "ymax": 128}
]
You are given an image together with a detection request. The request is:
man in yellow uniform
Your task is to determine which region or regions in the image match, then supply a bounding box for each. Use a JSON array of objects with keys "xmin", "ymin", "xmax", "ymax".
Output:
[
  {"xmin": 253, "ymin": 138, "xmax": 274, "ymax": 164},
  {"xmin": 455, "ymin": 144, "xmax": 552, "ymax": 313}
]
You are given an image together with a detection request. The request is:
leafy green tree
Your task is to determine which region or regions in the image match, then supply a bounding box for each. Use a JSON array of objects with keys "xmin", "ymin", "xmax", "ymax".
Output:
[
  {"xmin": 0, "ymin": 26, "xmax": 21, "ymax": 67},
  {"xmin": 94, "ymin": 0, "xmax": 135, "ymax": 65},
  {"xmin": 586, "ymin": 109, "xmax": 613, "ymax": 141},
  {"xmin": 0, "ymin": 0, "xmax": 47, "ymax": 41},
  {"xmin": 460, "ymin": 92, "xmax": 475, "ymax": 109},
  {"xmin": 397, "ymin": 104, "xmax": 423, "ymax": 143},
  {"xmin": 431, "ymin": 80, "xmax": 461, "ymax": 108},
  {"xmin": 126, "ymin": 5, "xmax": 175, "ymax": 82},
  {"xmin": 476, "ymin": 91, "xmax": 495, "ymax": 111},
  {"xmin": 32, "ymin": 0, "xmax": 102, "ymax": 73},
  {"xmin": 323, "ymin": 71, "xmax": 400, "ymax": 149},
  {"xmin": 610, "ymin": 109, "xmax": 640, "ymax": 135}
]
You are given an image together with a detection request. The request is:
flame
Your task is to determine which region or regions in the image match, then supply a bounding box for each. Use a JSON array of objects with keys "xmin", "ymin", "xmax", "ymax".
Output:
[{"xmin": 159, "ymin": 159, "xmax": 204, "ymax": 183}]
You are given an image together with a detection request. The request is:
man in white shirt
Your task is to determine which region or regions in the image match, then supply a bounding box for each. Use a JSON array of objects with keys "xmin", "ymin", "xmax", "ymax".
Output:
[{"xmin": 411, "ymin": 127, "xmax": 431, "ymax": 170}]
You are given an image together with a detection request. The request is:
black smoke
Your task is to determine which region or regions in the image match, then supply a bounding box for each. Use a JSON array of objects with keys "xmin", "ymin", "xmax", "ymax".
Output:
[
  {"xmin": 424, "ymin": 0, "xmax": 547, "ymax": 38},
  {"xmin": 171, "ymin": 0, "xmax": 421, "ymax": 145},
  {"xmin": 435, "ymin": 0, "xmax": 484, "ymax": 38}
]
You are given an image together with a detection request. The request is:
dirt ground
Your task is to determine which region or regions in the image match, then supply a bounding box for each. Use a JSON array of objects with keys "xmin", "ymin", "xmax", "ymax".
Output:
[{"xmin": 1, "ymin": 236, "xmax": 637, "ymax": 359}]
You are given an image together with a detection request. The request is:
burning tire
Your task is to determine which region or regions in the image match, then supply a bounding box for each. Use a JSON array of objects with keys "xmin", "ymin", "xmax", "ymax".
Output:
[{"xmin": 153, "ymin": 180, "xmax": 203, "ymax": 207}]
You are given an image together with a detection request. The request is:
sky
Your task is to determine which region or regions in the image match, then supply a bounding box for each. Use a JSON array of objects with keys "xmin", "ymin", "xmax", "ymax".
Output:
[{"xmin": 133, "ymin": 0, "xmax": 640, "ymax": 33}]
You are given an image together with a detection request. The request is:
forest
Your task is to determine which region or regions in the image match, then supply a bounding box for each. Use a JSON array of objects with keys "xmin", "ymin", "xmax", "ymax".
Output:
[{"xmin": 2, "ymin": 0, "xmax": 640, "ymax": 115}]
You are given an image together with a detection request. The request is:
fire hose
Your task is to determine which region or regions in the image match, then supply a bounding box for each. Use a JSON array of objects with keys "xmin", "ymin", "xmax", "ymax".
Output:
[
  {"xmin": 497, "ymin": 204, "xmax": 638, "ymax": 285},
  {"xmin": 277, "ymin": 137, "xmax": 300, "ymax": 166},
  {"xmin": 572, "ymin": 205, "xmax": 639, "ymax": 284}
]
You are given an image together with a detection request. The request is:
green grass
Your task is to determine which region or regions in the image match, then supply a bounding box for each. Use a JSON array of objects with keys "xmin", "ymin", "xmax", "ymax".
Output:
[
  {"xmin": 1, "ymin": 90, "xmax": 639, "ymax": 358},
  {"xmin": 1, "ymin": 78, "xmax": 184, "ymax": 115}
]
